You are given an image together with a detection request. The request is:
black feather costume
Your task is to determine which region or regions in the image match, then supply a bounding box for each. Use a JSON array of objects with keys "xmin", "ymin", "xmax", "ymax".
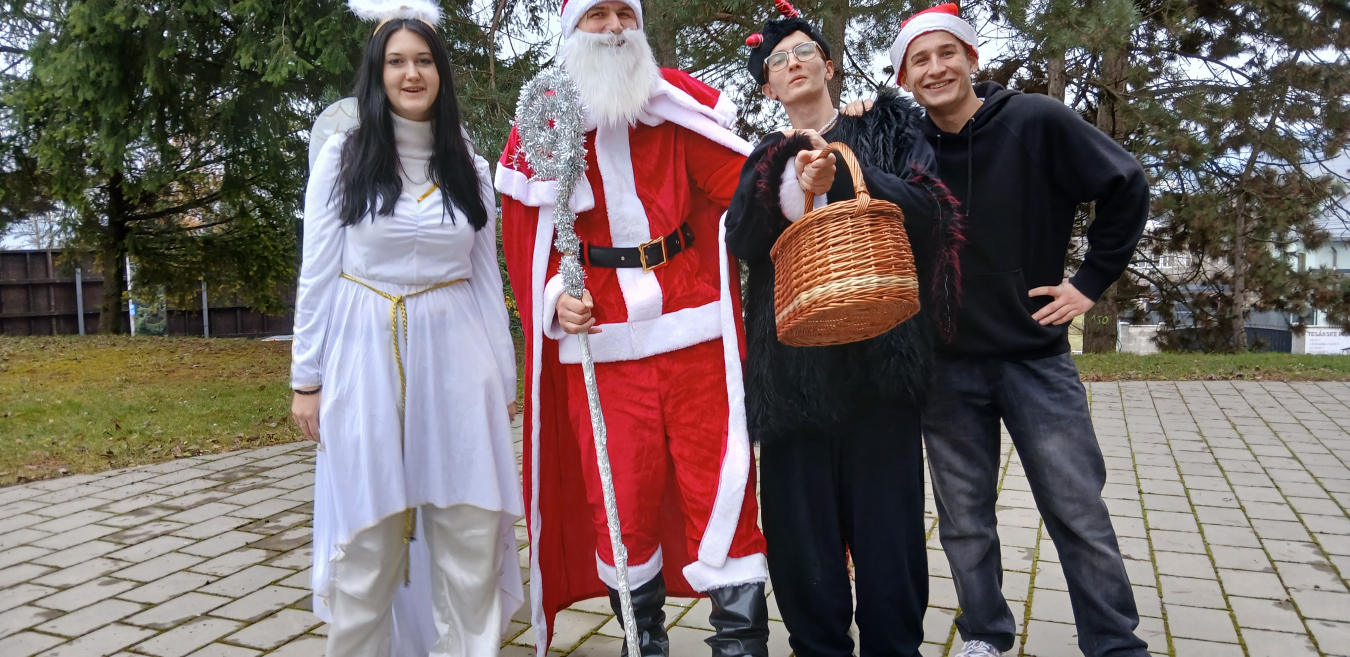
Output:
[{"xmin": 725, "ymin": 90, "xmax": 965, "ymax": 443}]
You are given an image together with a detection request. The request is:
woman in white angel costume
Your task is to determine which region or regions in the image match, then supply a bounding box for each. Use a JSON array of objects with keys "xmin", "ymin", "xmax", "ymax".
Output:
[{"xmin": 290, "ymin": 1, "xmax": 523, "ymax": 655}]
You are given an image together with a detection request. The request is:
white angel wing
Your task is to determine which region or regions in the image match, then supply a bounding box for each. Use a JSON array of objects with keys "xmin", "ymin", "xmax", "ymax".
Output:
[{"xmin": 308, "ymin": 97, "xmax": 360, "ymax": 172}]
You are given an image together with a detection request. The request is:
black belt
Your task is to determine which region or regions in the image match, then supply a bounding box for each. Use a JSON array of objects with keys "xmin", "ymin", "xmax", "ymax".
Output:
[{"xmin": 581, "ymin": 223, "xmax": 695, "ymax": 273}]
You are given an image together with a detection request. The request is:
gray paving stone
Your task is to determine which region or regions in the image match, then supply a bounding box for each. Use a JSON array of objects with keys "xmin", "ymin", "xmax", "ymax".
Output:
[
  {"xmin": 31, "ymin": 523, "xmax": 119, "ymax": 551},
  {"xmin": 123, "ymin": 592, "xmax": 232, "ymax": 630},
  {"xmin": 98, "ymin": 506, "xmax": 176, "ymax": 528},
  {"xmin": 1160, "ymin": 575, "xmax": 1228, "ymax": 609},
  {"xmin": 117, "ymin": 570, "xmax": 218, "ymax": 605},
  {"xmin": 1290, "ymin": 589, "xmax": 1350, "ymax": 622},
  {"xmin": 1202, "ymin": 524, "xmax": 1263, "ymax": 548},
  {"xmin": 0, "ymin": 606, "xmax": 63, "ymax": 639},
  {"xmin": 34, "ymin": 599, "xmax": 145, "ymax": 637},
  {"xmin": 162, "ymin": 503, "xmax": 241, "ymax": 525},
  {"xmin": 223, "ymin": 608, "xmax": 322, "ymax": 650},
  {"xmin": 0, "ymin": 562, "xmax": 53, "ymax": 588},
  {"xmin": 1167, "ymin": 604, "xmax": 1240, "ymax": 642},
  {"xmin": 0, "ymin": 528, "xmax": 52, "ymax": 551},
  {"xmin": 1275, "ymin": 560, "xmax": 1348, "ymax": 593},
  {"xmin": 1170, "ymin": 637, "xmax": 1245, "ymax": 657},
  {"xmin": 31, "ymin": 557, "xmax": 130, "ymax": 589},
  {"xmin": 228, "ymin": 499, "xmax": 304, "ymax": 521},
  {"xmin": 105, "ymin": 534, "xmax": 196, "ymax": 563},
  {"xmin": 172, "ymin": 517, "xmax": 254, "ymax": 542},
  {"xmin": 182, "ymin": 643, "xmax": 261, "ymax": 657},
  {"xmin": 111, "ymin": 551, "xmax": 203, "ymax": 582},
  {"xmin": 103, "ymin": 521, "xmax": 190, "ymax": 546},
  {"xmin": 134, "ymin": 616, "xmax": 245, "ymax": 657},
  {"xmin": 264, "ymin": 545, "xmax": 311, "ymax": 570},
  {"xmin": 189, "ymin": 547, "xmax": 273, "ymax": 575},
  {"xmin": 1265, "ymin": 540, "xmax": 1328, "ymax": 564},
  {"xmin": 197, "ymin": 565, "xmax": 291, "ymax": 597},
  {"xmin": 0, "ymin": 631, "xmax": 67, "ymax": 657},
  {"xmin": 35, "ymin": 622, "xmax": 156, "ymax": 657},
  {"xmin": 211, "ymin": 586, "xmax": 308, "ymax": 622},
  {"xmin": 33, "ymin": 577, "xmax": 138, "ymax": 612},
  {"xmin": 1241, "ymin": 628, "xmax": 1320, "ymax": 657},
  {"xmin": 1307, "ymin": 619, "xmax": 1350, "ymax": 652},
  {"xmin": 266, "ymin": 635, "xmax": 325, "ymax": 657}
]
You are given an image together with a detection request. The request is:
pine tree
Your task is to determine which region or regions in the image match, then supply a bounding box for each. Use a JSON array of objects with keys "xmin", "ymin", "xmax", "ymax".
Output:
[
  {"xmin": 983, "ymin": 0, "xmax": 1350, "ymax": 352},
  {"xmin": 2, "ymin": 0, "xmax": 366, "ymax": 332},
  {"xmin": 0, "ymin": 0, "xmax": 542, "ymax": 333}
]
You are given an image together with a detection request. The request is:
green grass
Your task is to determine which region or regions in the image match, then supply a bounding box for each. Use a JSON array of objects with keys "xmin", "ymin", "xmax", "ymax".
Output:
[
  {"xmin": 1074, "ymin": 352, "xmax": 1350, "ymax": 382},
  {"xmin": 3, "ymin": 336, "xmax": 1347, "ymax": 487},
  {"xmin": 1, "ymin": 336, "xmax": 304, "ymax": 486}
]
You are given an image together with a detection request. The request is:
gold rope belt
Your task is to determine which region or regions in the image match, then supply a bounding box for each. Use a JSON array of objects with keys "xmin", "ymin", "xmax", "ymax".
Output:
[{"xmin": 341, "ymin": 272, "xmax": 466, "ymax": 584}]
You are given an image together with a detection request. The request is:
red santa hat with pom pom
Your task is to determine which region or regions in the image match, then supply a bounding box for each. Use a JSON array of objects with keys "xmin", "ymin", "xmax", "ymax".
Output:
[
  {"xmin": 888, "ymin": 3, "xmax": 978, "ymax": 82},
  {"xmin": 560, "ymin": 0, "xmax": 644, "ymax": 38}
]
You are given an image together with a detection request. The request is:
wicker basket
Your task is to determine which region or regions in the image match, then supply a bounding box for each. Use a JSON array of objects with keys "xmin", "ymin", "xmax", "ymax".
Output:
[{"xmin": 769, "ymin": 142, "xmax": 920, "ymax": 347}]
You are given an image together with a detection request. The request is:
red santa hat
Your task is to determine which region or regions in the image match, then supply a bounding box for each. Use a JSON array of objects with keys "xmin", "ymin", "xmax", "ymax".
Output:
[
  {"xmin": 888, "ymin": 3, "xmax": 978, "ymax": 82},
  {"xmin": 561, "ymin": 0, "xmax": 645, "ymax": 38}
]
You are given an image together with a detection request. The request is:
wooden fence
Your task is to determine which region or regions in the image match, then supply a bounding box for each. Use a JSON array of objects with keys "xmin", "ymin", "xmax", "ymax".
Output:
[{"xmin": 0, "ymin": 249, "xmax": 293, "ymax": 337}]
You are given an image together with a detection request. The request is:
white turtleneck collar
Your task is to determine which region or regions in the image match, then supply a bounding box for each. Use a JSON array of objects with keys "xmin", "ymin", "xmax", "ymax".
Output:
[{"xmin": 391, "ymin": 112, "xmax": 435, "ymax": 196}]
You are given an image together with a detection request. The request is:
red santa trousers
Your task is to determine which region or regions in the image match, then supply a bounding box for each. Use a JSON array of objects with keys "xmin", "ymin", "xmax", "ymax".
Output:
[{"xmin": 563, "ymin": 338, "xmax": 766, "ymax": 590}]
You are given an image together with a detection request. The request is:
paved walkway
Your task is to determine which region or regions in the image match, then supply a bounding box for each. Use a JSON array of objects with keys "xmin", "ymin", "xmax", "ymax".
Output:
[{"xmin": 1, "ymin": 382, "xmax": 1348, "ymax": 657}]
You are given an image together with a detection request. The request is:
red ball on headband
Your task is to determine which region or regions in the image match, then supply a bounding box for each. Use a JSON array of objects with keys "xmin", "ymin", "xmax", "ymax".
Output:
[{"xmin": 746, "ymin": 33, "xmax": 763, "ymax": 47}]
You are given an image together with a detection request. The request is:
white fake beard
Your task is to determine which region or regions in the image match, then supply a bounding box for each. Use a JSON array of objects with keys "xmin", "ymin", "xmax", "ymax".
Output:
[{"xmin": 561, "ymin": 29, "xmax": 662, "ymax": 128}]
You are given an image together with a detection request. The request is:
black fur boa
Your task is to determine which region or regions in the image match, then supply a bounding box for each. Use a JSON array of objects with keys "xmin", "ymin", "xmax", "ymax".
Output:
[{"xmin": 733, "ymin": 91, "xmax": 965, "ymax": 444}]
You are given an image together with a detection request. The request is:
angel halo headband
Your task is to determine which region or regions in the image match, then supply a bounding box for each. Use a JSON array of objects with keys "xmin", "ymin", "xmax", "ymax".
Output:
[{"xmin": 349, "ymin": 0, "xmax": 442, "ymax": 33}]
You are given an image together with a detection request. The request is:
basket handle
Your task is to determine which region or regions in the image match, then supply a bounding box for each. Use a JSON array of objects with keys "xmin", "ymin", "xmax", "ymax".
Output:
[{"xmin": 803, "ymin": 141, "xmax": 870, "ymax": 217}]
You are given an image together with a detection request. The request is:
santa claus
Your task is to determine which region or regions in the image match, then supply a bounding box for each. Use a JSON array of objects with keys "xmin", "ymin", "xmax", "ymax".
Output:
[{"xmin": 496, "ymin": 1, "xmax": 770, "ymax": 656}]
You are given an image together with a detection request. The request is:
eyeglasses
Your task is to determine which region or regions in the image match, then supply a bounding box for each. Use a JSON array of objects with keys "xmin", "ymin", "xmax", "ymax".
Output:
[{"xmin": 765, "ymin": 42, "xmax": 821, "ymax": 74}]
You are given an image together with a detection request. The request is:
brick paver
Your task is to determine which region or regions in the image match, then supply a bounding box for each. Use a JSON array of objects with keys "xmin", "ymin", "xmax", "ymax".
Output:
[{"xmin": 2, "ymin": 382, "xmax": 1349, "ymax": 656}]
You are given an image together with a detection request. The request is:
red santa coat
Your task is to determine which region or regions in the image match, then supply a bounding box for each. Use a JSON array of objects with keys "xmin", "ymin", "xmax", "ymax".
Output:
[{"xmin": 496, "ymin": 69, "xmax": 756, "ymax": 655}]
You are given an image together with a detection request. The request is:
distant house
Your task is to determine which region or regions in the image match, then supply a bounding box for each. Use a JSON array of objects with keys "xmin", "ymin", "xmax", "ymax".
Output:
[{"xmin": 1286, "ymin": 154, "xmax": 1350, "ymax": 353}]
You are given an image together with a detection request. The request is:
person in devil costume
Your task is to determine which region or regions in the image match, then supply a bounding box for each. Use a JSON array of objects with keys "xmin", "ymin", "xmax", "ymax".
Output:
[{"xmin": 725, "ymin": 4, "xmax": 965, "ymax": 656}]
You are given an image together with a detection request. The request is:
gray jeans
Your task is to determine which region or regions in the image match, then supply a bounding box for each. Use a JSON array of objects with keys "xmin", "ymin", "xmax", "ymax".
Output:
[{"xmin": 922, "ymin": 353, "xmax": 1148, "ymax": 657}]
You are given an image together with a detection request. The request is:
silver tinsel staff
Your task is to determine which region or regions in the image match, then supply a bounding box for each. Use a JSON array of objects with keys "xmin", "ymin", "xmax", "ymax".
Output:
[{"xmin": 515, "ymin": 67, "xmax": 641, "ymax": 657}]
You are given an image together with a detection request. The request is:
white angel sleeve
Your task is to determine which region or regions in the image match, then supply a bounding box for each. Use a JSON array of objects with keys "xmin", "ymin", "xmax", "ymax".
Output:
[
  {"xmin": 290, "ymin": 136, "xmax": 348, "ymax": 389},
  {"xmin": 468, "ymin": 152, "xmax": 519, "ymax": 402}
]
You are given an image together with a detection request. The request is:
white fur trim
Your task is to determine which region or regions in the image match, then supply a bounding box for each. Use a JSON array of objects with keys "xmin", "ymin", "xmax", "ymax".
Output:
[
  {"xmin": 594, "ymin": 124, "xmax": 664, "ymax": 322},
  {"xmin": 682, "ymin": 553, "xmax": 769, "ymax": 592},
  {"xmin": 561, "ymin": 0, "xmax": 644, "ymax": 38},
  {"xmin": 696, "ymin": 217, "xmax": 752, "ymax": 568},
  {"xmin": 888, "ymin": 12, "xmax": 978, "ymax": 80},
  {"xmin": 529, "ymin": 210, "xmax": 554, "ymax": 657},
  {"xmin": 541, "ymin": 275, "xmax": 569, "ymax": 341},
  {"xmin": 595, "ymin": 546, "xmax": 663, "ymax": 590},
  {"xmin": 713, "ymin": 93, "xmax": 739, "ymax": 127},
  {"xmin": 348, "ymin": 0, "xmax": 441, "ymax": 26},
  {"xmin": 779, "ymin": 161, "xmax": 827, "ymax": 223},
  {"xmin": 555, "ymin": 301, "xmax": 722, "ymax": 364},
  {"xmin": 495, "ymin": 162, "xmax": 596, "ymax": 212}
]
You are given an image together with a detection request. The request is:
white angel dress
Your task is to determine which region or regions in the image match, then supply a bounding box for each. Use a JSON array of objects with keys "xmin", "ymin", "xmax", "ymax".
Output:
[{"xmin": 292, "ymin": 113, "xmax": 524, "ymax": 657}]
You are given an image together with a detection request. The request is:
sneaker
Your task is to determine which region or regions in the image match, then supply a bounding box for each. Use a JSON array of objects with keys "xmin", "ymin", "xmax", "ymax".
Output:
[{"xmin": 954, "ymin": 640, "xmax": 1002, "ymax": 657}]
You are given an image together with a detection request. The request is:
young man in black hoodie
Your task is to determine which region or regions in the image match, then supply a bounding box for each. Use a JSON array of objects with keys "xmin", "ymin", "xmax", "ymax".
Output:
[
  {"xmin": 845, "ymin": 4, "xmax": 1152, "ymax": 657},
  {"xmin": 725, "ymin": 7, "xmax": 964, "ymax": 657}
]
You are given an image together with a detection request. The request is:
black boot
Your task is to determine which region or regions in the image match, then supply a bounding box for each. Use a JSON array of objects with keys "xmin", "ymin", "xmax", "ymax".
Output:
[
  {"xmin": 705, "ymin": 582, "xmax": 770, "ymax": 657},
  {"xmin": 608, "ymin": 573, "xmax": 670, "ymax": 657}
]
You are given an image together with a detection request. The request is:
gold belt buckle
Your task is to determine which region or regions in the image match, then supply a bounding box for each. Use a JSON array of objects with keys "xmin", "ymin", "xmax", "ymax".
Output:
[{"xmin": 639, "ymin": 235, "xmax": 668, "ymax": 273}]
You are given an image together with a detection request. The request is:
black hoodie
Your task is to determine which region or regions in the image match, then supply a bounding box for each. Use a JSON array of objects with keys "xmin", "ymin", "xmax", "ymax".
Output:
[{"xmin": 926, "ymin": 81, "xmax": 1149, "ymax": 360}]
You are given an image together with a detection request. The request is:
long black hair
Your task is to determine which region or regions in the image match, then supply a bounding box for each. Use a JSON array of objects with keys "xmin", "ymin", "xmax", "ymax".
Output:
[{"xmin": 336, "ymin": 19, "xmax": 488, "ymax": 230}]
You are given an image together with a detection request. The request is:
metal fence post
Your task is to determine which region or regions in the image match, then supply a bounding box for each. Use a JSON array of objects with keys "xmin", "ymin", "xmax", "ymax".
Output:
[
  {"xmin": 201, "ymin": 279, "xmax": 210, "ymax": 338},
  {"xmin": 75, "ymin": 268, "xmax": 86, "ymax": 336}
]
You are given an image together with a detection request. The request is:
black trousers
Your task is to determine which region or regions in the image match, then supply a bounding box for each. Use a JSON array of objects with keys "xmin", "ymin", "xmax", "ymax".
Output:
[{"xmin": 759, "ymin": 402, "xmax": 929, "ymax": 657}]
